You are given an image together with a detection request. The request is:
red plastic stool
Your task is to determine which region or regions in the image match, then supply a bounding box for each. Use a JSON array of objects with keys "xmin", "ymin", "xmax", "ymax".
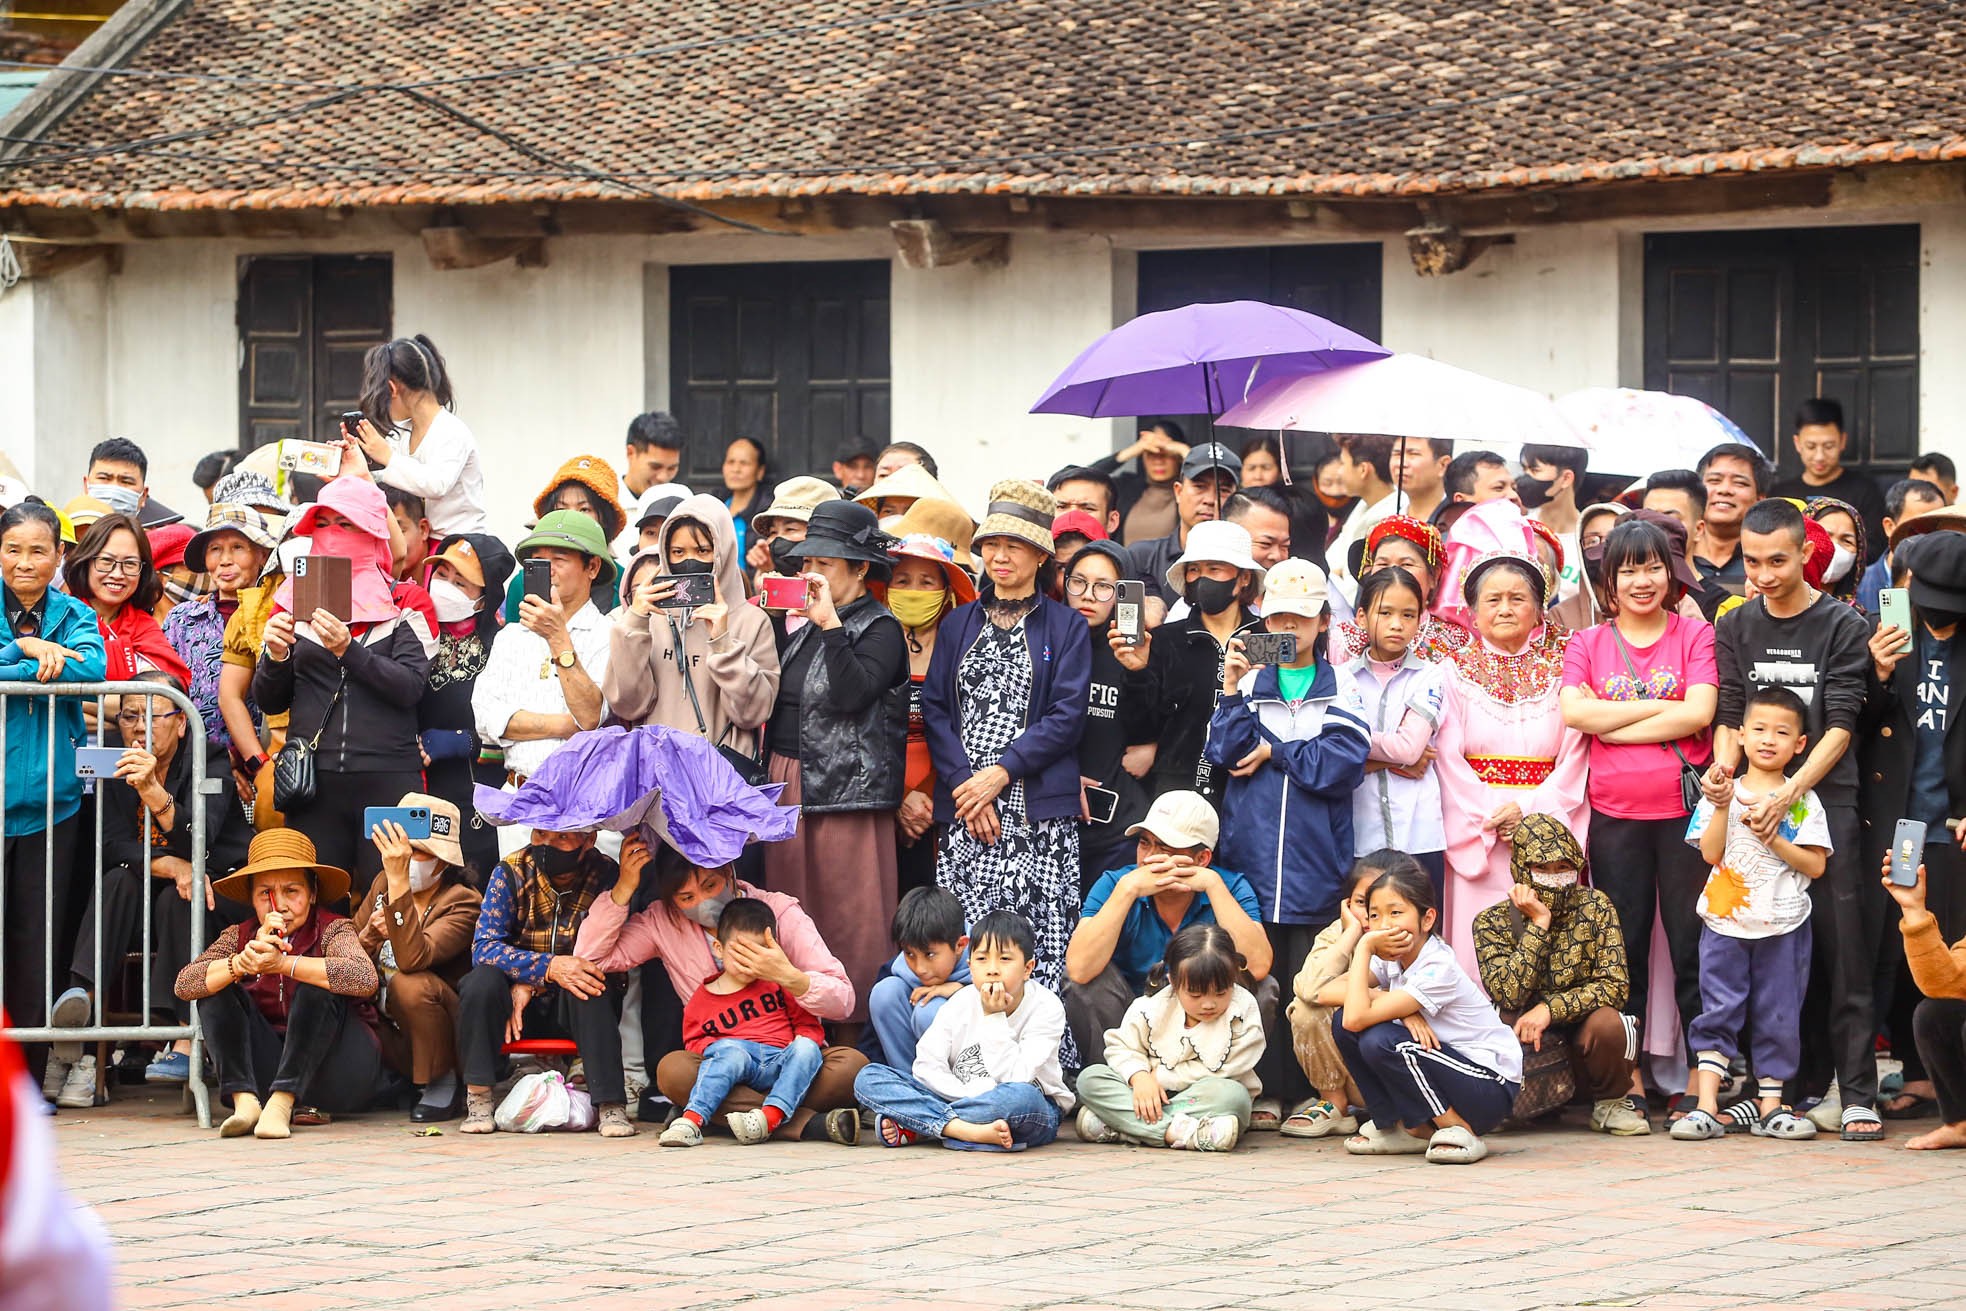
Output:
[{"xmin": 501, "ymin": 1038, "xmax": 579, "ymax": 1058}]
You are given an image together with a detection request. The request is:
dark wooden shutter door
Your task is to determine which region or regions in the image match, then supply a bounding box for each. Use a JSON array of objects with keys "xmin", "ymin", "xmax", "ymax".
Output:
[
  {"xmin": 1643, "ymin": 226, "xmax": 1918, "ymax": 479},
  {"xmin": 238, "ymin": 254, "xmax": 392, "ymax": 448},
  {"xmin": 670, "ymin": 261, "xmax": 890, "ymax": 486}
]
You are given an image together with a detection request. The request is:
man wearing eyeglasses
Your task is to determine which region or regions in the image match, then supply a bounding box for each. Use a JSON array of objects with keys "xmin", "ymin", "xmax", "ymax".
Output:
[{"xmin": 46, "ymin": 672, "xmax": 253, "ymax": 1101}]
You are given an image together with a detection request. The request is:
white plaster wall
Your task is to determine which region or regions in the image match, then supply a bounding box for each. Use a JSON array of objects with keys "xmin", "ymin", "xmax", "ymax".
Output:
[
  {"xmin": 890, "ymin": 232, "xmax": 1120, "ymax": 515},
  {"xmin": 1918, "ymin": 205, "xmax": 1966, "ymax": 477},
  {"xmin": 102, "ymin": 242, "xmax": 233, "ymax": 508},
  {"xmin": 0, "ymin": 278, "xmax": 36, "ymax": 485},
  {"xmin": 30, "ymin": 261, "xmax": 109, "ymax": 504}
]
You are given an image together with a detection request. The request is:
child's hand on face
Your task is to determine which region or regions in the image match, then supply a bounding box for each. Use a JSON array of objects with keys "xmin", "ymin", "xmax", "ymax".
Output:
[
  {"xmin": 1129, "ymin": 1071, "xmax": 1165, "ymax": 1124},
  {"xmin": 978, "ymin": 980, "xmax": 1013, "ymax": 1015},
  {"xmin": 1366, "ymin": 927, "xmax": 1412, "ymax": 960}
]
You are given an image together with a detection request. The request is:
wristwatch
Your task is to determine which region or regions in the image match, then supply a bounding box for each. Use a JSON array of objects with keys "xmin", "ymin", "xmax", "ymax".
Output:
[{"xmin": 553, "ymin": 649, "xmax": 577, "ymax": 670}]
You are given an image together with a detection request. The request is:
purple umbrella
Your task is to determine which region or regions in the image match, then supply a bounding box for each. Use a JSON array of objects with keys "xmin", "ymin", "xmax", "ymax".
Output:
[
  {"xmin": 473, "ymin": 725, "xmax": 798, "ymax": 867},
  {"xmin": 1031, "ymin": 300, "xmax": 1388, "ymax": 418}
]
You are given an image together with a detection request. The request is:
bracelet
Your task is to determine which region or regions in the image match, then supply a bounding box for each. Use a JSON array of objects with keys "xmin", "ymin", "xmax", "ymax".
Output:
[
  {"xmin": 285, "ymin": 955, "xmax": 298, "ymax": 978},
  {"xmin": 225, "ymin": 954, "xmax": 240, "ymax": 983}
]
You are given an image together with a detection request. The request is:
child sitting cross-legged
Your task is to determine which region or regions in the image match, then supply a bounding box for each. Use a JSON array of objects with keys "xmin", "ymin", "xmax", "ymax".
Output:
[
  {"xmin": 853, "ymin": 910, "xmax": 1073, "ymax": 1151},
  {"xmin": 658, "ymin": 898, "xmax": 827, "ymax": 1148},
  {"xmin": 866, "ymin": 886, "xmax": 972, "ymax": 1070},
  {"xmin": 1074, "ymin": 924, "xmax": 1265, "ymax": 1151}
]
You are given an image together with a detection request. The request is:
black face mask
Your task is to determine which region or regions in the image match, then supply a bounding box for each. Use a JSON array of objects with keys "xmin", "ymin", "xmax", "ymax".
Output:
[
  {"xmin": 531, "ymin": 844, "xmax": 581, "ymax": 879},
  {"xmin": 1187, "ymin": 577, "xmax": 1240, "ymax": 616},
  {"xmin": 768, "ymin": 537, "xmax": 799, "ymax": 575},
  {"xmin": 1581, "ymin": 552, "xmax": 1605, "ymax": 589},
  {"xmin": 1924, "ymin": 608, "xmax": 1966, "ymax": 632},
  {"xmin": 1515, "ymin": 473, "xmax": 1555, "ymax": 509},
  {"xmin": 670, "ymin": 558, "xmax": 713, "ymax": 576}
]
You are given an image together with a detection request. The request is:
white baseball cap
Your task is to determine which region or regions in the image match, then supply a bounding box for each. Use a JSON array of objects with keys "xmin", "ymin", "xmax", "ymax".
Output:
[
  {"xmin": 1261, "ymin": 558, "xmax": 1330, "ymax": 619},
  {"xmin": 1125, "ymin": 790, "xmax": 1220, "ymax": 851}
]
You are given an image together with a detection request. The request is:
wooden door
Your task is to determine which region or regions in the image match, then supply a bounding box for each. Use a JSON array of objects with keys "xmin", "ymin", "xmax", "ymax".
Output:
[
  {"xmin": 1643, "ymin": 226, "xmax": 1918, "ymax": 479},
  {"xmin": 668, "ymin": 261, "xmax": 890, "ymax": 487},
  {"xmin": 237, "ymin": 255, "xmax": 393, "ymax": 449}
]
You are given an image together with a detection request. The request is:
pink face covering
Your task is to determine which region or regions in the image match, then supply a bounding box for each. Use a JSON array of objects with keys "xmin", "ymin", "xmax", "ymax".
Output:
[{"xmin": 274, "ymin": 521, "xmax": 400, "ymax": 624}]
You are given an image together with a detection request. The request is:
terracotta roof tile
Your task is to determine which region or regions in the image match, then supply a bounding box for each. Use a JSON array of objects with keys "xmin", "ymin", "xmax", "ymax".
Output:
[{"xmin": 2, "ymin": 0, "xmax": 1962, "ymax": 211}]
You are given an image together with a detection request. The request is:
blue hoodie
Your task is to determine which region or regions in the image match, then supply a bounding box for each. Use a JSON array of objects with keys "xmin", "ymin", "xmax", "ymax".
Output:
[
  {"xmin": 1204, "ymin": 661, "xmax": 1369, "ymax": 925},
  {"xmin": 1, "ymin": 586, "xmax": 109, "ymax": 834}
]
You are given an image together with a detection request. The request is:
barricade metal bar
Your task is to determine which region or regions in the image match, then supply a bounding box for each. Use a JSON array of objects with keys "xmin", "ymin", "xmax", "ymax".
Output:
[{"xmin": 0, "ymin": 680, "xmax": 214, "ymax": 1127}]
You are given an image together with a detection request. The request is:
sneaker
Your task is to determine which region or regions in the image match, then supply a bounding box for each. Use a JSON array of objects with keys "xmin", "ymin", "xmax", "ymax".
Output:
[
  {"xmin": 1163, "ymin": 1112, "xmax": 1203, "ymax": 1149},
  {"xmin": 1806, "ymin": 1083, "xmax": 1843, "ymax": 1133},
  {"xmin": 658, "ymin": 1117, "xmax": 704, "ymax": 1147},
  {"xmin": 49, "ymin": 987, "xmax": 90, "ymax": 1062},
  {"xmin": 1590, "ymin": 1097, "xmax": 1651, "ymax": 1137},
  {"xmin": 57, "ymin": 1055, "xmax": 102, "ymax": 1109},
  {"xmin": 1075, "ymin": 1107, "xmax": 1121, "ymax": 1144},
  {"xmin": 1189, "ymin": 1114, "xmax": 1241, "ymax": 1152},
  {"xmin": 596, "ymin": 1102, "xmax": 637, "ymax": 1138},
  {"xmin": 42, "ymin": 1055, "xmax": 69, "ymax": 1103},
  {"xmin": 145, "ymin": 1051, "xmax": 191, "ymax": 1084},
  {"xmin": 727, "ymin": 1109, "xmax": 775, "ymax": 1144},
  {"xmin": 460, "ymin": 1090, "xmax": 497, "ymax": 1134}
]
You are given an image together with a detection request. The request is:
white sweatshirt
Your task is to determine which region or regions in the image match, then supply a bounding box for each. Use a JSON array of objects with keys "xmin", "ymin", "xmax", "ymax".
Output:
[
  {"xmin": 912, "ymin": 981, "xmax": 1074, "ymax": 1111},
  {"xmin": 1103, "ymin": 985, "xmax": 1266, "ymax": 1097}
]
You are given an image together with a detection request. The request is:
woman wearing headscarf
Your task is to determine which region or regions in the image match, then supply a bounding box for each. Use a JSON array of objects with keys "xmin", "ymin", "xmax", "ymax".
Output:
[
  {"xmin": 175, "ymin": 829, "xmax": 380, "ymax": 1140},
  {"xmin": 1333, "ymin": 515, "xmax": 1466, "ymax": 664},
  {"xmin": 764, "ymin": 500, "xmax": 911, "ymax": 1019},
  {"xmin": 254, "ymin": 478, "xmax": 431, "ymax": 890},
  {"xmin": 886, "ymin": 532, "xmax": 976, "ymax": 898},
  {"xmin": 1471, "ymin": 815, "xmax": 1646, "ymax": 1135},
  {"xmin": 416, "ymin": 532, "xmax": 515, "ymax": 883},
  {"xmin": 1807, "ymin": 496, "xmax": 1869, "ymax": 607},
  {"xmin": 1433, "ymin": 546, "xmax": 1588, "ymax": 975},
  {"xmin": 925, "ymin": 481, "xmax": 1092, "ymax": 1064}
]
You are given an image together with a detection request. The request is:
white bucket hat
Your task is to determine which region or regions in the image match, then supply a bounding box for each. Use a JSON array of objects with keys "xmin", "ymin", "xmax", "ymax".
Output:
[{"xmin": 1164, "ymin": 520, "xmax": 1261, "ymax": 598}]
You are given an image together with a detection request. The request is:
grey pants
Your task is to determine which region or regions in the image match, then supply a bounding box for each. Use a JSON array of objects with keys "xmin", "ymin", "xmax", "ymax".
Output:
[
  {"xmin": 1063, "ymin": 961, "xmax": 1279, "ymax": 1071},
  {"xmin": 1075, "ymin": 1064, "xmax": 1253, "ymax": 1144}
]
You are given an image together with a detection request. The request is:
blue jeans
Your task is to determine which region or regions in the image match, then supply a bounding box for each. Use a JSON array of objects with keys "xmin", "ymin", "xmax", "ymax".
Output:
[
  {"xmin": 853, "ymin": 1063, "xmax": 1061, "ymax": 1151},
  {"xmin": 685, "ymin": 1037, "xmax": 825, "ymax": 1122},
  {"xmin": 867, "ymin": 975, "xmax": 955, "ymax": 1071}
]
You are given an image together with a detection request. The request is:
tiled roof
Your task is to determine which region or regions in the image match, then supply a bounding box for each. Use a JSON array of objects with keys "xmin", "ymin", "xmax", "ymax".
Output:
[{"xmin": 2, "ymin": 0, "xmax": 1962, "ymax": 212}]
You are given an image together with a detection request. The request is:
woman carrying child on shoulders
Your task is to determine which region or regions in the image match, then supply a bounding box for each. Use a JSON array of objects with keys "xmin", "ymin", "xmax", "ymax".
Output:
[{"xmin": 1075, "ymin": 924, "xmax": 1264, "ymax": 1152}]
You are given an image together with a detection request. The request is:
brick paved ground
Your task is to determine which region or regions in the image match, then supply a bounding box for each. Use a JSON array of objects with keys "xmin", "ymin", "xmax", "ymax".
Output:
[{"xmin": 52, "ymin": 1087, "xmax": 1966, "ymax": 1311}]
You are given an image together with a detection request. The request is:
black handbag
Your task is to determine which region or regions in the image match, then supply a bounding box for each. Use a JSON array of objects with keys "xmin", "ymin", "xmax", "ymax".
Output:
[
  {"xmin": 272, "ymin": 670, "xmax": 344, "ymax": 811},
  {"xmin": 674, "ymin": 622, "xmax": 768, "ymax": 787},
  {"xmin": 1608, "ymin": 626, "xmax": 1706, "ymax": 814}
]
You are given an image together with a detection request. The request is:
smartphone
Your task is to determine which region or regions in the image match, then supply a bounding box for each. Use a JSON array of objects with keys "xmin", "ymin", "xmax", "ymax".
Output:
[
  {"xmin": 338, "ymin": 410, "xmax": 367, "ymax": 438},
  {"xmin": 363, "ymin": 805, "xmax": 434, "ymax": 841},
  {"xmin": 759, "ymin": 573, "xmax": 812, "ymax": 611},
  {"xmin": 291, "ymin": 554, "xmax": 352, "ymax": 623},
  {"xmin": 1113, "ymin": 580, "xmax": 1145, "ymax": 646},
  {"xmin": 74, "ymin": 746, "xmax": 126, "ymax": 781},
  {"xmin": 1891, "ymin": 819, "xmax": 1927, "ymax": 887},
  {"xmin": 1241, "ymin": 631, "xmax": 1299, "ymax": 666},
  {"xmin": 1084, "ymin": 785, "xmax": 1119, "ymax": 825},
  {"xmin": 522, "ymin": 557, "xmax": 553, "ymax": 604},
  {"xmin": 657, "ymin": 573, "xmax": 716, "ymax": 609},
  {"xmin": 276, "ymin": 438, "xmax": 342, "ymax": 478},
  {"xmin": 1880, "ymin": 587, "xmax": 1914, "ymax": 655}
]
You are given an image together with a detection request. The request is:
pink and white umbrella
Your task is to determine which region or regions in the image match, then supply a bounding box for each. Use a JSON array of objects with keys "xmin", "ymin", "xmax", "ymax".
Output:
[
  {"xmin": 1216, "ymin": 353, "xmax": 1586, "ymax": 448},
  {"xmin": 1554, "ymin": 387, "xmax": 1762, "ymax": 475}
]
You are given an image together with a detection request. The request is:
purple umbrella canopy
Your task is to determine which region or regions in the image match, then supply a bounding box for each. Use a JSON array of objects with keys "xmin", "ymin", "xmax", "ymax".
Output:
[
  {"xmin": 1031, "ymin": 299, "xmax": 1388, "ymax": 418},
  {"xmin": 473, "ymin": 725, "xmax": 798, "ymax": 867}
]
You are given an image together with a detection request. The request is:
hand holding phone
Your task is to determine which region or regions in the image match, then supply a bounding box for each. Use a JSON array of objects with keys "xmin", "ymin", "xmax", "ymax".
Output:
[
  {"xmin": 1113, "ymin": 581, "xmax": 1145, "ymax": 646},
  {"xmin": 656, "ymin": 573, "xmax": 716, "ymax": 609},
  {"xmin": 1890, "ymin": 819, "xmax": 1927, "ymax": 887},
  {"xmin": 292, "ymin": 555, "xmax": 353, "ymax": 624},
  {"xmin": 1241, "ymin": 631, "xmax": 1298, "ymax": 668},
  {"xmin": 363, "ymin": 805, "xmax": 434, "ymax": 842},
  {"xmin": 759, "ymin": 573, "xmax": 814, "ymax": 611},
  {"xmin": 522, "ymin": 557, "xmax": 554, "ymax": 604},
  {"xmin": 1880, "ymin": 588, "xmax": 1914, "ymax": 656}
]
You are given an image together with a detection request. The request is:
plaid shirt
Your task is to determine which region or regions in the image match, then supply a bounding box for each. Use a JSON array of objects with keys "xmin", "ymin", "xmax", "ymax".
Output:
[{"xmin": 471, "ymin": 844, "xmax": 618, "ymax": 986}]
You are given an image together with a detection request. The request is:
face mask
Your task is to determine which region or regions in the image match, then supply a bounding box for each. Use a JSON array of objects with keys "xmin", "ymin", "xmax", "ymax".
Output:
[
  {"xmin": 879, "ymin": 515, "xmax": 906, "ymax": 533},
  {"xmin": 531, "ymin": 843, "xmax": 581, "ymax": 880},
  {"xmin": 1530, "ymin": 869, "xmax": 1580, "ymax": 891},
  {"xmin": 768, "ymin": 536, "xmax": 800, "ymax": 575},
  {"xmin": 1315, "ymin": 489, "xmax": 1353, "ymax": 512},
  {"xmin": 1924, "ymin": 607, "xmax": 1966, "ymax": 631},
  {"xmin": 312, "ymin": 524, "xmax": 370, "ymax": 560},
  {"xmin": 1187, "ymin": 576, "xmax": 1240, "ymax": 616},
  {"xmin": 888, "ymin": 587, "xmax": 947, "ymax": 630},
  {"xmin": 1514, "ymin": 474, "xmax": 1555, "ymax": 509},
  {"xmin": 1581, "ymin": 553, "xmax": 1604, "ymax": 589},
  {"xmin": 428, "ymin": 577, "xmax": 479, "ymax": 623},
  {"xmin": 277, "ymin": 536, "xmax": 310, "ymax": 577},
  {"xmin": 407, "ymin": 855, "xmax": 442, "ymax": 893},
  {"xmin": 681, "ymin": 885, "xmax": 736, "ymax": 929},
  {"xmin": 670, "ymin": 557, "xmax": 712, "ymax": 577},
  {"xmin": 88, "ymin": 482, "xmax": 141, "ymax": 516},
  {"xmin": 1823, "ymin": 542, "xmax": 1856, "ymax": 584}
]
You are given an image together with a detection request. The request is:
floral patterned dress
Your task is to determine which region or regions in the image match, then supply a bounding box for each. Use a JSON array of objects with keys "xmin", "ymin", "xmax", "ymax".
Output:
[{"xmin": 936, "ymin": 616, "xmax": 1082, "ymax": 1067}]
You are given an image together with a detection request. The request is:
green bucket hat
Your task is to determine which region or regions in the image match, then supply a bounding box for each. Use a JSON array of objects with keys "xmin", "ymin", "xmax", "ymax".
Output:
[{"xmin": 517, "ymin": 509, "xmax": 618, "ymax": 588}]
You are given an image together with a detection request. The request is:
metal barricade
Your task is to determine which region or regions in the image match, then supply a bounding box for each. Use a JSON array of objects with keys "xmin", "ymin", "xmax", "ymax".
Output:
[{"xmin": 0, "ymin": 679, "xmax": 214, "ymax": 1128}]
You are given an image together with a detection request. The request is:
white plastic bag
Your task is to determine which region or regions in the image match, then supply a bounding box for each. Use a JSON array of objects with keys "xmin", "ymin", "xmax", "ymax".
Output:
[
  {"xmin": 562, "ymin": 1086, "xmax": 597, "ymax": 1133},
  {"xmin": 495, "ymin": 1069, "xmax": 573, "ymax": 1133}
]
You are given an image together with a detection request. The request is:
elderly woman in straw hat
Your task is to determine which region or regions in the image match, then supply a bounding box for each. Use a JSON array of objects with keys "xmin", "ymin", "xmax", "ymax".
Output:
[
  {"xmin": 923, "ymin": 479, "xmax": 1093, "ymax": 1065},
  {"xmin": 175, "ymin": 830, "xmax": 381, "ymax": 1139},
  {"xmin": 352, "ymin": 794, "xmax": 483, "ymax": 1122}
]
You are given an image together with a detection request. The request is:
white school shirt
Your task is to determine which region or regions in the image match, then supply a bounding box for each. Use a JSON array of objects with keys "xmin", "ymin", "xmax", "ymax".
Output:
[
  {"xmin": 374, "ymin": 409, "xmax": 489, "ymax": 536},
  {"xmin": 1684, "ymin": 781, "xmax": 1830, "ymax": 939},
  {"xmin": 912, "ymin": 981, "xmax": 1075, "ymax": 1111},
  {"xmin": 1344, "ymin": 653, "xmax": 1445, "ymax": 855},
  {"xmin": 471, "ymin": 599, "xmax": 612, "ymax": 778},
  {"xmin": 1370, "ymin": 936, "xmax": 1522, "ymax": 1083},
  {"xmin": 1326, "ymin": 490, "xmax": 1401, "ymax": 608}
]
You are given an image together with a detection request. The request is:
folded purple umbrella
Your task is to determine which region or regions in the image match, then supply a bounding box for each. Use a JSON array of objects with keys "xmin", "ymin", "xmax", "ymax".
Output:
[
  {"xmin": 473, "ymin": 725, "xmax": 798, "ymax": 867},
  {"xmin": 1031, "ymin": 299, "xmax": 1388, "ymax": 418}
]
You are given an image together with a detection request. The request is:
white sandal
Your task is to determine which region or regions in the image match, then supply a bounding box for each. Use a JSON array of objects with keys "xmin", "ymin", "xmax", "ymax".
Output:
[
  {"xmin": 1343, "ymin": 1119, "xmax": 1428, "ymax": 1155},
  {"xmin": 1281, "ymin": 1098, "xmax": 1358, "ymax": 1139},
  {"xmin": 1425, "ymin": 1125, "xmax": 1489, "ymax": 1164}
]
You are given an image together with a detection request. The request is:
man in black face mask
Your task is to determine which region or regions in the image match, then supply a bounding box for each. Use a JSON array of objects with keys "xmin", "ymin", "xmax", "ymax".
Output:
[
  {"xmin": 1517, "ymin": 444, "xmax": 1591, "ymax": 605},
  {"xmin": 456, "ymin": 828, "xmax": 633, "ymax": 1136}
]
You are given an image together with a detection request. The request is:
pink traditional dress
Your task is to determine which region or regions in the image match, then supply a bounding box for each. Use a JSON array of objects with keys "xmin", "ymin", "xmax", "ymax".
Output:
[
  {"xmin": 1433, "ymin": 622, "xmax": 1589, "ymax": 977},
  {"xmin": 1334, "ymin": 612, "xmax": 1469, "ymax": 665}
]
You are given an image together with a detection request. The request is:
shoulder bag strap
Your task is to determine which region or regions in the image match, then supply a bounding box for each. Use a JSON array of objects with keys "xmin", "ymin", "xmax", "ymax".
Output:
[
  {"xmin": 671, "ymin": 617, "xmax": 713, "ymax": 738},
  {"xmin": 306, "ymin": 669, "xmax": 347, "ymax": 750},
  {"xmin": 1607, "ymin": 624, "xmax": 1696, "ymax": 773}
]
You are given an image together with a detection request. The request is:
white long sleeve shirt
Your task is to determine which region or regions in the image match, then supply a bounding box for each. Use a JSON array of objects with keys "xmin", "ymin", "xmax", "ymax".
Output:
[
  {"xmin": 374, "ymin": 409, "xmax": 489, "ymax": 536},
  {"xmin": 1102, "ymin": 985, "xmax": 1266, "ymax": 1097},
  {"xmin": 471, "ymin": 599, "xmax": 611, "ymax": 778},
  {"xmin": 912, "ymin": 981, "xmax": 1074, "ymax": 1111}
]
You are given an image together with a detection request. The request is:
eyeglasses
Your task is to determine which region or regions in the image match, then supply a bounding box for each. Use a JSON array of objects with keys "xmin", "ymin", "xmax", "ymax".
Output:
[
  {"xmin": 115, "ymin": 708, "xmax": 181, "ymax": 727},
  {"xmin": 91, "ymin": 555, "xmax": 143, "ymax": 577},
  {"xmin": 1065, "ymin": 578, "xmax": 1117, "ymax": 601}
]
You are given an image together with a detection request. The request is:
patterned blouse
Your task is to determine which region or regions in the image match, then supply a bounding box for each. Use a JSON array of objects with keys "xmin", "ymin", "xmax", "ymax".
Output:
[{"xmin": 162, "ymin": 594, "xmax": 242, "ymax": 749}]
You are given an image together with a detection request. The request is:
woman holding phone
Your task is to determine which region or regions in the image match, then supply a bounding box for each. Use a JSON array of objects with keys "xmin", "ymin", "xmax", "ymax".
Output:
[
  {"xmin": 1063, "ymin": 540, "xmax": 1154, "ymax": 889},
  {"xmin": 254, "ymin": 478, "xmax": 430, "ymax": 893},
  {"xmin": 344, "ymin": 334, "xmax": 488, "ymax": 536}
]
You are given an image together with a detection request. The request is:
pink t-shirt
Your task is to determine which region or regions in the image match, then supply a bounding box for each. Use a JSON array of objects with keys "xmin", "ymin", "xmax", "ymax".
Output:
[{"xmin": 1561, "ymin": 614, "xmax": 1718, "ymax": 819}]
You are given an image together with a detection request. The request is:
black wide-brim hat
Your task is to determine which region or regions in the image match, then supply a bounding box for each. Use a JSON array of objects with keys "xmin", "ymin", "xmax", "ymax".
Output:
[
  {"xmin": 1902, "ymin": 530, "xmax": 1966, "ymax": 614},
  {"xmin": 785, "ymin": 500, "xmax": 898, "ymax": 569}
]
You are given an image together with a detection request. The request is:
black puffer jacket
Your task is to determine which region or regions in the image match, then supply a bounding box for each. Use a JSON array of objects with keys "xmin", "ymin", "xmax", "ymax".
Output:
[
  {"xmin": 254, "ymin": 610, "xmax": 430, "ymax": 774},
  {"xmin": 776, "ymin": 595, "xmax": 909, "ymax": 814}
]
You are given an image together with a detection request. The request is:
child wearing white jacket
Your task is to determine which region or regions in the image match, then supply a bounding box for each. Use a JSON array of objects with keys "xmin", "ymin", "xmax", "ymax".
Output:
[{"xmin": 1073, "ymin": 924, "xmax": 1266, "ymax": 1151}]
